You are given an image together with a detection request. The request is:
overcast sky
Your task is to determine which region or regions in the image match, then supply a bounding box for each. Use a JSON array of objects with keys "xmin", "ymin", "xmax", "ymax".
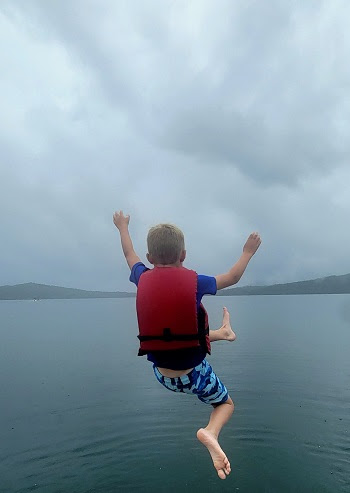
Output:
[{"xmin": 1, "ymin": 0, "xmax": 350, "ymax": 291}]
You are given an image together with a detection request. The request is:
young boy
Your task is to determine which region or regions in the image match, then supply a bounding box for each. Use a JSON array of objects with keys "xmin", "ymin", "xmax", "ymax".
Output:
[{"xmin": 113, "ymin": 211, "xmax": 261, "ymax": 480}]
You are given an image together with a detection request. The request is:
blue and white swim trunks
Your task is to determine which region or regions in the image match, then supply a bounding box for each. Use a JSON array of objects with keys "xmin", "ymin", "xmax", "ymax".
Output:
[{"xmin": 153, "ymin": 359, "xmax": 229, "ymax": 405}]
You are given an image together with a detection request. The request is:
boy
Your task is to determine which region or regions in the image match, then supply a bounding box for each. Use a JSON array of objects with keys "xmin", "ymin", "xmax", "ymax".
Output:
[{"xmin": 113, "ymin": 211, "xmax": 261, "ymax": 480}]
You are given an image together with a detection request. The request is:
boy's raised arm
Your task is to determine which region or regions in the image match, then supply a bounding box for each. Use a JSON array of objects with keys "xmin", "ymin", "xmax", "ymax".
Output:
[
  {"xmin": 215, "ymin": 232, "xmax": 261, "ymax": 290},
  {"xmin": 113, "ymin": 211, "xmax": 141, "ymax": 270}
]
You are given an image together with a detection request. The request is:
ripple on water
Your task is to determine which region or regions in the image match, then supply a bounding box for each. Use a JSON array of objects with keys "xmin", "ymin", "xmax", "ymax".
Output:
[
  {"xmin": 233, "ymin": 425, "xmax": 281, "ymax": 447},
  {"xmin": 304, "ymin": 434, "xmax": 350, "ymax": 466}
]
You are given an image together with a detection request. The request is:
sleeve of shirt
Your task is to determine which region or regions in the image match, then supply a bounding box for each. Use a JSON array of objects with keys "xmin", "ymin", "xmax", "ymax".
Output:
[
  {"xmin": 129, "ymin": 262, "xmax": 149, "ymax": 286},
  {"xmin": 197, "ymin": 274, "xmax": 217, "ymax": 298}
]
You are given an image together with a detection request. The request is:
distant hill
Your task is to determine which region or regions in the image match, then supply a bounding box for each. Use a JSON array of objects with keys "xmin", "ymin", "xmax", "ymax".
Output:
[
  {"xmin": 217, "ymin": 273, "xmax": 350, "ymax": 296},
  {"xmin": 0, "ymin": 282, "xmax": 135, "ymax": 300},
  {"xmin": 1, "ymin": 274, "xmax": 350, "ymax": 300}
]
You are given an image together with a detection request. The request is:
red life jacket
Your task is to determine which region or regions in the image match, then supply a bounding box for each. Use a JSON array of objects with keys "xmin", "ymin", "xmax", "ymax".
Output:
[{"xmin": 136, "ymin": 266, "xmax": 211, "ymax": 356}]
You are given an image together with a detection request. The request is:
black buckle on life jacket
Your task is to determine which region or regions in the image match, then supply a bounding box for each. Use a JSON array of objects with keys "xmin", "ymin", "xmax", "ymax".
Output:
[
  {"xmin": 138, "ymin": 329, "xmax": 200, "ymax": 342},
  {"xmin": 163, "ymin": 327, "xmax": 172, "ymax": 341},
  {"xmin": 163, "ymin": 329, "xmax": 200, "ymax": 341}
]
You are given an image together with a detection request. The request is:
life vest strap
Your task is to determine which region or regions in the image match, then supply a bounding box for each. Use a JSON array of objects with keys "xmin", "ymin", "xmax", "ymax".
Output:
[{"xmin": 138, "ymin": 327, "xmax": 200, "ymax": 342}]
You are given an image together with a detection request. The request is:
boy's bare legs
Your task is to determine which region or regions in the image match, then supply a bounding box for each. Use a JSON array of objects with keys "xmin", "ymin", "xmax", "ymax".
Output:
[
  {"xmin": 197, "ymin": 398, "xmax": 234, "ymax": 479},
  {"xmin": 209, "ymin": 307, "xmax": 236, "ymax": 342},
  {"xmin": 161, "ymin": 307, "xmax": 235, "ymax": 477},
  {"xmin": 198, "ymin": 308, "xmax": 235, "ymax": 479}
]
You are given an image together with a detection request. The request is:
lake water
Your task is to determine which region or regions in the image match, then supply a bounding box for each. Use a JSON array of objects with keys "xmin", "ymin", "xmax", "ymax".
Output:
[{"xmin": 0, "ymin": 295, "xmax": 349, "ymax": 492}]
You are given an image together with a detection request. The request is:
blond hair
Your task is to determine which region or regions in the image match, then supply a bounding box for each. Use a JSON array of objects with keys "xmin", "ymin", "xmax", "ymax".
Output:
[{"xmin": 147, "ymin": 223, "xmax": 185, "ymax": 264}]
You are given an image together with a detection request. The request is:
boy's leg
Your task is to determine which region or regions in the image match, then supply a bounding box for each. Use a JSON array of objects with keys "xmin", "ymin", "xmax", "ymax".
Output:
[
  {"xmin": 209, "ymin": 307, "xmax": 236, "ymax": 342},
  {"xmin": 197, "ymin": 397, "xmax": 234, "ymax": 480},
  {"xmin": 201, "ymin": 308, "xmax": 235, "ymax": 478}
]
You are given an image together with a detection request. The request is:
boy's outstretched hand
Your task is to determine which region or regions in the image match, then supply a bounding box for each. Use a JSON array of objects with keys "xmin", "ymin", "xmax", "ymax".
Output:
[
  {"xmin": 113, "ymin": 210, "xmax": 130, "ymax": 230},
  {"xmin": 243, "ymin": 232, "xmax": 261, "ymax": 257},
  {"xmin": 215, "ymin": 232, "xmax": 262, "ymax": 290},
  {"xmin": 113, "ymin": 210, "xmax": 141, "ymax": 269}
]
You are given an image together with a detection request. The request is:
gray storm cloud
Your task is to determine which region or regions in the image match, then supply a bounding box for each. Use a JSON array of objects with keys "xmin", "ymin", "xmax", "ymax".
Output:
[{"xmin": 1, "ymin": 0, "xmax": 350, "ymax": 291}]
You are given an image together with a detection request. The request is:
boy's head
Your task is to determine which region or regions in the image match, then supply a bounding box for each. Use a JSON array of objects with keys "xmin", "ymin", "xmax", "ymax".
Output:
[{"xmin": 146, "ymin": 223, "xmax": 186, "ymax": 265}]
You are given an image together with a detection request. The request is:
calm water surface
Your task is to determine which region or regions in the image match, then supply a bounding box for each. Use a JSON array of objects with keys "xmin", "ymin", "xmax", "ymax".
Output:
[{"xmin": 1, "ymin": 295, "xmax": 350, "ymax": 492}]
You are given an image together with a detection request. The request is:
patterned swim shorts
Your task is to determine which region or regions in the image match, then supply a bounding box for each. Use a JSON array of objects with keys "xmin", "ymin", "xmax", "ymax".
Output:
[{"xmin": 153, "ymin": 359, "xmax": 229, "ymax": 405}]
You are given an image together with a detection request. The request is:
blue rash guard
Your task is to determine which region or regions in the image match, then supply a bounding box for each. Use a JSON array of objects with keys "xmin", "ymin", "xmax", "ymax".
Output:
[{"xmin": 130, "ymin": 262, "xmax": 217, "ymax": 370}]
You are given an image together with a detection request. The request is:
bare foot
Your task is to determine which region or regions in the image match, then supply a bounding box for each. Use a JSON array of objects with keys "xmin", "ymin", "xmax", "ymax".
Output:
[
  {"xmin": 197, "ymin": 428, "xmax": 231, "ymax": 479},
  {"xmin": 219, "ymin": 307, "xmax": 236, "ymax": 341}
]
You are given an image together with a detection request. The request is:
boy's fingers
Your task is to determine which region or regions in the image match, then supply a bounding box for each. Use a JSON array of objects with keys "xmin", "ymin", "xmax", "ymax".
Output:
[{"xmin": 113, "ymin": 210, "xmax": 130, "ymax": 221}]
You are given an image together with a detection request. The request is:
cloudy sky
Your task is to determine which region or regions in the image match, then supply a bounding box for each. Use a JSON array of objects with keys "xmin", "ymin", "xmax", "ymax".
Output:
[{"xmin": 1, "ymin": 0, "xmax": 350, "ymax": 291}]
